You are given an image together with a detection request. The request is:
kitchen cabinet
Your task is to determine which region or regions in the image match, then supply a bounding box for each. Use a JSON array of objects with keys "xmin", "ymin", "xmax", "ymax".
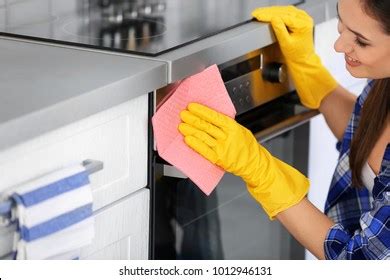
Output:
[
  {"xmin": 0, "ymin": 188, "xmax": 150, "ymax": 260},
  {"xmin": 80, "ymin": 188, "xmax": 150, "ymax": 260},
  {"xmin": 0, "ymin": 34, "xmax": 167, "ymax": 259},
  {"xmin": 0, "ymin": 94, "xmax": 151, "ymax": 260},
  {"xmin": 0, "ymin": 93, "xmax": 149, "ymax": 211}
]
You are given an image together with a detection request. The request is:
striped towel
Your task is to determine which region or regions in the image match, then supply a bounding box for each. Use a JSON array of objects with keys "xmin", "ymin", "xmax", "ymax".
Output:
[{"xmin": 5, "ymin": 164, "xmax": 94, "ymax": 260}]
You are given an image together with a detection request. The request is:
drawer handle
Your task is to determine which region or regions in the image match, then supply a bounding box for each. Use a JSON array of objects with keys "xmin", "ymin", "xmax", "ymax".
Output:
[
  {"xmin": 82, "ymin": 159, "xmax": 104, "ymax": 175},
  {"xmin": 0, "ymin": 159, "xmax": 104, "ymax": 223}
]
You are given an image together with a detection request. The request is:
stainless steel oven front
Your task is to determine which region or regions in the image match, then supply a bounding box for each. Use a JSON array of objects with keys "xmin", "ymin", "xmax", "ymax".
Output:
[{"xmin": 151, "ymin": 42, "xmax": 317, "ymax": 260}]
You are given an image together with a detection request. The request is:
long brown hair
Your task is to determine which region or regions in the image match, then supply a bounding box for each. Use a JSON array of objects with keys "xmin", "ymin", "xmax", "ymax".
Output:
[
  {"xmin": 350, "ymin": 80, "xmax": 390, "ymax": 187},
  {"xmin": 350, "ymin": 0, "xmax": 390, "ymax": 187}
]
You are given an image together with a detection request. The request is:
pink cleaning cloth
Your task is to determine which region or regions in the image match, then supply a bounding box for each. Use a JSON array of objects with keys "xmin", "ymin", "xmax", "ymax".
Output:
[{"xmin": 152, "ymin": 64, "xmax": 236, "ymax": 195}]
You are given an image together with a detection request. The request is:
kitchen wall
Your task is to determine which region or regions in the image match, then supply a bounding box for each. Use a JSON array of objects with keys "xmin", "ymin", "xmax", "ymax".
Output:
[
  {"xmin": 300, "ymin": 0, "xmax": 338, "ymax": 23},
  {"xmin": 0, "ymin": 0, "xmax": 79, "ymax": 34}
]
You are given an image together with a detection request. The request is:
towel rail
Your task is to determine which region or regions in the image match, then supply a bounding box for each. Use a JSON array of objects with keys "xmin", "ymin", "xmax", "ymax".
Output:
[{"xmin": 0, "ymin": 159, "xmax": 103, "ymax": 220}]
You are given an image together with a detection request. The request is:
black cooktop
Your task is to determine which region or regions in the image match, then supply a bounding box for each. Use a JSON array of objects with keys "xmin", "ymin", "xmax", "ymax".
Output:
[{"xmin": 0, "ymin": 0, "xmax": 303, "ymax": 56}]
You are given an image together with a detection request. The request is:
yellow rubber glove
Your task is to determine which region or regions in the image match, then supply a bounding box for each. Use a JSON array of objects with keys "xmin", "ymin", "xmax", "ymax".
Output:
[
  {"xmin": 179, "ymin": 103, "xmax": 309, "ymax": 219},
  {"xmin": 252, "ymin": 6, "xmax": 338, "ymax": 109}
]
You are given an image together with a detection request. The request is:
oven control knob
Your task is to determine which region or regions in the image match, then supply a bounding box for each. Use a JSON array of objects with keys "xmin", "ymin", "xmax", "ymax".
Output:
[{"xmin": 262, "ymin": 62, "xmax": 287, "ymax": 83}]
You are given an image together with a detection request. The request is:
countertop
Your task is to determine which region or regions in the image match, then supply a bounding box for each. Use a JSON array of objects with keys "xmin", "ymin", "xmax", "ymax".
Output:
[
  {"xmin": 0, "ymin": 37, "xmax": 167, "ymax": 151},
  {"xmin": 0, "ymin": 21, "xmax": 274, "ymax": 152},
  {"xmin": 0, "ymin": 0, "xmax": 337, "ymax": 152}
]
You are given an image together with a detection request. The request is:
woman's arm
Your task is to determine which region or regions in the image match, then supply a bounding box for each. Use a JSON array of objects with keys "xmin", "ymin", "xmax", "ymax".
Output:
[
  {"xmin": 319, "ymin": 85, "xmax": 357, "ymax": 141},
  {"xmin": 277, "ymin": 85, "xmax": 357, "ymax": 259},
  {"xmin": 276, "ymin": 197, "xmax": 335, "ymax": 260}
]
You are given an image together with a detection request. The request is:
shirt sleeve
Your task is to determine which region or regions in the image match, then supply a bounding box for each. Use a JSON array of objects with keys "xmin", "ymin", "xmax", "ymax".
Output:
[{"xmin": 324, "ymin": 192, "xmax": 390, "ymax": 259}]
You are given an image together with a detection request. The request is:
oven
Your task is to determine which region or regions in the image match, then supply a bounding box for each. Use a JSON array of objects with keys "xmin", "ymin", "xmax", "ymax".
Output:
[
  {"xmin": 0, "ymin": 0, "xmax": 315, "ymax": 260},
  {"xmin": 151, "ymin": 42, "xmax": 317, "ymax": 260}
]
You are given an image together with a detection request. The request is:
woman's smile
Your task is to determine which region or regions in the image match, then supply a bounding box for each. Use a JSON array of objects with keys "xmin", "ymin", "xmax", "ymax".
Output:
[{"xmin": 345, "ymin": 54, "xmax": 362, "ymax": 67}]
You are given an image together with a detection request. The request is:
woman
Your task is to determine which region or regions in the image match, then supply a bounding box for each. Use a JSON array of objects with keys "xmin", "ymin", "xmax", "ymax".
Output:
[{"xmin": 178, "ymin": 0, "xmax": 390, "ymax": 260}]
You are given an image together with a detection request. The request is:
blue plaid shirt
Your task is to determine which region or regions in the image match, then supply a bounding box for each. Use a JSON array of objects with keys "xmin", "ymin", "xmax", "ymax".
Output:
[{"xmin": 324, "ymin": 80, "xmax": 390, "ymax": 260}]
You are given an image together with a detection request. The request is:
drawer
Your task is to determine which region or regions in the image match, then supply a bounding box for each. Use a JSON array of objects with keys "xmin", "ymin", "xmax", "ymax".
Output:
[
  {"xmin": 0, "ymin": 93, "xmax": 149, "ymax": 211},
  {"xmin": 80, "ymin": 188, "xmax": 150, "ymax": 260},
  {"xmin": 0, "ymin": 188, "xmax": 150, "ymax": 260},
  {"xmin": 83, "ymin": 236, "xmax": 133, "ymax": 260},
  {"xmin": 0, "ymin": 224, "xmax": 14, "ymax": 259}
]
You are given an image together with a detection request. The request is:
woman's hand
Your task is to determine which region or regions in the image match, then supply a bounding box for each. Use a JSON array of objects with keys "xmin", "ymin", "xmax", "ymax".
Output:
[
  {"xmin": 252, "ymin": 6, "xmax": 338, "ymax": 109},
  {"xmin": 179, "ymin": 103, "xmax": 309, "ymax": 219},
  {"xmin": 253, "ymin": 6, "xmax": 315, "ymax": 61},
  {"xmin": 179, "ymin": 102, "xmax": 261, "ymax": 183}
]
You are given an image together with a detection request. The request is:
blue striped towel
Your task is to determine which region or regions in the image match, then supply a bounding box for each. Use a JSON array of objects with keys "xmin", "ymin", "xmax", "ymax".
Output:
[{"xmin": 5, "ymin": 164, "xmax": 94, "ymax": 260}]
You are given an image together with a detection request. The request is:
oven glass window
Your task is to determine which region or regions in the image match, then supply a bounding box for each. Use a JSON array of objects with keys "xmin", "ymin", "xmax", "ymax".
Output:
[{"xmin": 154, "ymin": 123, "xmax": 309, "ymax": 260}]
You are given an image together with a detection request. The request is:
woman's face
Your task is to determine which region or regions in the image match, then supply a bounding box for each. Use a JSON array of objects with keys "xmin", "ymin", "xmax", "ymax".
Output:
[{"xmin": 334, "ymin": 0, "xmax": 390, "ymax": 79}]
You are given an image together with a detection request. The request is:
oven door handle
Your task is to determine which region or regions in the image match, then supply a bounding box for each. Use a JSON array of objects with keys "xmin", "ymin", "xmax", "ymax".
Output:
[
  {"xmin": 254, "ymin": 108, "xmax": 319, "ymax": 144},
  {"xmin": 157, "ymin": 107, "xmax": 318, "ymax": 179}
]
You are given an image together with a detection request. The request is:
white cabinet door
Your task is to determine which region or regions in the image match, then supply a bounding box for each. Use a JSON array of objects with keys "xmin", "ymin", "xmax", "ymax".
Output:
[
  {"xmin": 0, "ymin": 188, "xmax": 150, "ymax": 260},
  {"xmin": 83, "ymin": 236, "xmax": 132, "ymax": 260},
  {"xmin": 0, "ymin": 93, "xmax": 149, "ymax": 211},
  {"xmin": 80, "ymin": 188, "xmax": 150, "ymax": 260},
  {"xmin": 0, "ymin": 94, "xmax": 150, "ymax": 259}
]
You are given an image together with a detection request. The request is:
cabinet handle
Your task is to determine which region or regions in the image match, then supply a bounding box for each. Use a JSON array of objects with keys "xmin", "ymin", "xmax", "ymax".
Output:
[
  {"xmin": 82, "ymin": 159, "xmax": 104, "ymax": 175},
  {"xmin": 0, "ymin": 159, "xmax": 104, "ymax": 224}
]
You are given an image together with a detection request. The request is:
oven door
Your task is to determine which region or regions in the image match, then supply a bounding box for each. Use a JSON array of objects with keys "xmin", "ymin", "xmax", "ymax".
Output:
[{"xmin": 152, "ymin": 91, "xmax": 317, "ymax": 260}]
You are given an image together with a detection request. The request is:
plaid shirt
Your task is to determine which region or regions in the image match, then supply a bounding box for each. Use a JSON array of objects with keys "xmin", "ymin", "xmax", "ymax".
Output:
[{"xmin": 324, "ymin": 80, "xmax": 390, "ymax": 260}]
